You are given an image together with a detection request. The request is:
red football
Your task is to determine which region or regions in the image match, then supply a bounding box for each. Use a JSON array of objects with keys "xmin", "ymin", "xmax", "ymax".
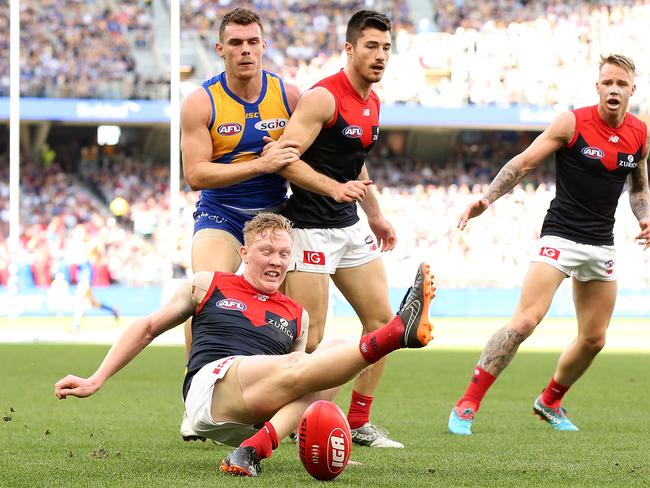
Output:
[{"xmin": 297, "ymin": 400, "xmax": 352, "ymax": 481}]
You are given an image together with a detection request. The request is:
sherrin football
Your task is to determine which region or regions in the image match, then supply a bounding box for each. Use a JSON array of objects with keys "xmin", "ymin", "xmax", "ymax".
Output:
[{"xmin": 297, "ymin": 400, "xmax": 352, "ymax": 481}]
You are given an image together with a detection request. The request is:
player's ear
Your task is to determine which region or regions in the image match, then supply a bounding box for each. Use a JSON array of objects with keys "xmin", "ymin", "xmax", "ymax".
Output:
[
  {"xmin": 344, "ymin": 41, "xmax": 353, "ymax": 57},
  {"xmin": 240, "ymin": 246, "xmax": 248, "ymax": 264},
  {"xmin": 216, "ymin": 42, "xmax": 224, "ymax": 57}
]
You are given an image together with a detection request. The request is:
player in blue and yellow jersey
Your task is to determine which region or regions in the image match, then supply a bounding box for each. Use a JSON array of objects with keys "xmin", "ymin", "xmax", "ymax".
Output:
[{"xmin": 179, "ymin": 8, "xmax": 371, "ymax": 441}]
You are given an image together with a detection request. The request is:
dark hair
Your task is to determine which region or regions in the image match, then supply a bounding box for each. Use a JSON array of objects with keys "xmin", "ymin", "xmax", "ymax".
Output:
[
  {"xmin": 346, "ymin": 10, "xmax": 391, "ymax": 45},
  {"xmin": 219, "ymin": 8, "xmax": 263, "ymax": 42}
]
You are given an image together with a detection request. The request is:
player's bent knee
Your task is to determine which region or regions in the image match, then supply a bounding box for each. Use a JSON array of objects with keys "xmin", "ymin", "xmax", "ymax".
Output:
[
  {"xmin": 579, "ymin": 335, "xmax": 606, "ymax": 354},
  {"xmin": 511, "ymin": 314, "xmax": 541, "ymax": 336}
]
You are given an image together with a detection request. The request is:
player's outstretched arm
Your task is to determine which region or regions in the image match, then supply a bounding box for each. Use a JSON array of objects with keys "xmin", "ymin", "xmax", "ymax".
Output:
[
  {"xmin": 54, "ymin": 276, "xmax": 201, "ymax": 400},
  {"xmin": 628, "ymin": 126, "xmax": 650, "ymax": 249},
  {"xmin": 181, "ymin": 89, "xmax": 300, "ymax": 190},
  {"xmin": 458, "ymin": 111, "xmax": 575, "ymax": 230},
  {"xmin": 277, "ymin": 88, "xmax": 371, "ymax": 203}
]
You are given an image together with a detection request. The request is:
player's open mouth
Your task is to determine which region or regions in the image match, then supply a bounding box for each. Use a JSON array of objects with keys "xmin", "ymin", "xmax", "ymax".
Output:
[
  {"xmin": 606, "ymin": 98, "xmax": 620, "ymax": 108},
  {"xmin": 370, "ymin": 64, "xmax": 384, "ymax": 73},
  {"xmin": 265, "ymin": 271, "xmax": 280, "ymax": 278}
]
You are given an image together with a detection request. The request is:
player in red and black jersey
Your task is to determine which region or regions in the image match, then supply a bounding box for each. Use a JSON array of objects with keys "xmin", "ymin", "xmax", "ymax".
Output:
[
  {"xmin": 277, "ymin": 11, "xmax": 405, "ymax": 448},
  {"xmin": 448, "ymin": 54, "xmax": 650, "ymax": 435},
  {"xmin": 54, "ymin": 212, "xmax": 436, "ymax": 477}
]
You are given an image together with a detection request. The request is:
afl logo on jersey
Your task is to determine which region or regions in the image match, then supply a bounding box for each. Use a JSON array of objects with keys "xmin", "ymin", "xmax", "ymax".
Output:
[
  {"xmin": 254, "ymin": 118, "xmax": 288, "ymax": 131},
  {"xmin": 581, "ymin": 146, "xmax": 604, "ymax": 159},
  {"xmin": 342, "ymin": 125, "xmax": 363, "ymax": 138},
  {"xmin": 217, "ymin": 123, "xmax": 243, "ymax": 135},
  {"xmin": 216, "ymin": 299, "xmax": 247, "ymax": 311}
]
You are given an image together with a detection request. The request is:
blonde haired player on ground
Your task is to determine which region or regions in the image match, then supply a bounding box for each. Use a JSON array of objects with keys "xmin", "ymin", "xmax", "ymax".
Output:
[
  {"xmin": 55, "ymin": 213, "xmax": 435, "ymax": 478},
  {"xmin": 448, "ymin": 54, "xmax": 650, "ymax": 435}
]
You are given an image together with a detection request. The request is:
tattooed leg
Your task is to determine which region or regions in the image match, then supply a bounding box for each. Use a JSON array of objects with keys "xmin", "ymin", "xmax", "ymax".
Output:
[{"xmin": 478, "ymin": 326, "xmax": 527, "ymax": 377}]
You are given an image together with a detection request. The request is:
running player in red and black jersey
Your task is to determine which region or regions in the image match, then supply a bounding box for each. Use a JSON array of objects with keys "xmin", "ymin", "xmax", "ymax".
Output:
[
  {"xmin": 54, "ymin": 213, "xmax": 436, "ymax": 477},
  {"xmin": 448, "ymin": 54, "xmax": 650, "ymax": 435},
  {"xmin": 277, "ymin": 11, "xmax": 408, "ymax": 448}
]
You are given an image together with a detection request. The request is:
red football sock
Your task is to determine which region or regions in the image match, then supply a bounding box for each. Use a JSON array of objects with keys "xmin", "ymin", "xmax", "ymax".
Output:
[
  {"xmin": 347, "ymin": 391, "xmax": 374, "ymax": 429},
  {"xmin": 240, "ymin": 421, "xmax": 279, "ymax": 460},
  {"xmin": 541, "ymin": 378, "xmax": 570, "ymax": 408},
  {"xmin": 456, "ymin": 366, "xmax": 497, "ymax": 412},
  {"xmin": 358, "ymin": 316, "xmax": 403, "ymax": 364}
]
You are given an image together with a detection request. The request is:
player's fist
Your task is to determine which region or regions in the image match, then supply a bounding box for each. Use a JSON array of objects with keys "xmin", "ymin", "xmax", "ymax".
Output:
[
  {"xmin": 260, "ymin": 136, "xmax": 300, "ymax": 173},
  {"xmin": 458, "ymin": 199, "xmax": 490, "ymax": 230},
  {"xmin": 332, "ymin": 180, "xmax": 371, "ymax": 203},
  {"xmin": 636, "ymin": 218, "xmax": 650, "ymax": 250}
]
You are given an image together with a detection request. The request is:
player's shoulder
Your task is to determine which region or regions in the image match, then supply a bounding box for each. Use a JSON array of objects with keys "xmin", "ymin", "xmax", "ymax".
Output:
[
  {"xmin": 275, "ymin": 290, "xmax": 303, "ymax": 313},
  {"xmin": 181, "ymin": 86, "xmax": 212, "ymax": 121}
]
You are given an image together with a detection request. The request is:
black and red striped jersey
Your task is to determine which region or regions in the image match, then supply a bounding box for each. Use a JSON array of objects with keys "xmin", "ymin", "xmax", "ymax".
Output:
[
  {"xmin": 283, "ymin": 70, "xmax": 380, "ymax": 228},
  {"xmin": 182, "ymin": 272, "xmax": 303, "ymax": 399},
  {"xmin": 541, "ymin": 105, "xmax": 647, "ymax": 245}
]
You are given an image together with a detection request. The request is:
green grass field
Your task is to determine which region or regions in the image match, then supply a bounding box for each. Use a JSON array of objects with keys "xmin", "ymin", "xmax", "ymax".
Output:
[{"xmin": 2, "ymin": 343, "xmax": 649, "ymax": 487}]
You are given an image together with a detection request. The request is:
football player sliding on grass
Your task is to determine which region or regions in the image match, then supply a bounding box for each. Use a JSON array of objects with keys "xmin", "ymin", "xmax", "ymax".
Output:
[{"xmin": 55, "ymin": 213, "xmax": 436, "ymax": 477}]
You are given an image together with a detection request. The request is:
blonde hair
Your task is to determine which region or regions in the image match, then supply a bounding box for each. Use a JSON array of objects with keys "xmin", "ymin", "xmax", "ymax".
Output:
[
  {"xmin": 243, "ymin": 212, "xmax": 293, "ymax": 246},
  {"xmin": 599, "ymin": 54, "xmax": 636, "ymax": 76}
]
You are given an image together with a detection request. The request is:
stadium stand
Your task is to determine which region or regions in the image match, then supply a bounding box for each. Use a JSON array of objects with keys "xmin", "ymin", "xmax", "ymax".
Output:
[
  {"xmin": 1, "ymin": 0, "xmax": 649, "ymax": 302},
  {"xmin": 20, "ymin": 0, "xmax": 167, "ymax": 100}
]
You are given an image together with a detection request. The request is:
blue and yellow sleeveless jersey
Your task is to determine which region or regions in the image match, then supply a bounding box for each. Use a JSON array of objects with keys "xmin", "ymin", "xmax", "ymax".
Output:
[{"xmin": 196, "ymin": 70, "xmax": 292, "ymax": 213}]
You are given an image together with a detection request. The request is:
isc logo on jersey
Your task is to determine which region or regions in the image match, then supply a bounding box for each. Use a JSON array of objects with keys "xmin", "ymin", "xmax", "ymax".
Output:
[
  {"xmin": 342, "ymin": 125, "xmax": 363, "ymax": 138},
  {"xmin": 254, "ymin": 118, "xmax": 288, "ymax": 131},
  {"xmin": 217, "ymin": 123, "xmax": 243, "ymax": 135},
  {"xmin": 581, "ymin": 146, "xmax": 604, "ymax": 159},
  {"xmin": 216, "ymin": 299, "xmax": 247, "ymax": 311}
]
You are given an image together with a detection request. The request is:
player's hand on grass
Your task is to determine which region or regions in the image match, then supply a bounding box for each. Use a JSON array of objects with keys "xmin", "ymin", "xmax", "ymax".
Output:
[
  {"xmin": 458, "ymin": 199, "xmax": 491, "ymax": 230},
  {"xmin": 332, "ymin": 180, "xmax": 371, "ymax": 203},
  {"xmin": 55, "ymin": 375, "xmax": 101, "ymax": 399},
  {"xmin": 368, "ymin": 215, "xmax": 397, "ymax": 251},
  {"xmin": 260, "ymin": 136, "xmax": 301, "ymax": 173},
  {"xmin": 636, "ymin": 218, "xmax": 650, "ymax": 250}
]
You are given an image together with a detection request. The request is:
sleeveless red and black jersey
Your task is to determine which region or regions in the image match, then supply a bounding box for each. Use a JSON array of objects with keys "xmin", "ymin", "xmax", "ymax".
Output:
[
  {"xmin": 182, "ymin": 272, "xmax": 303, "ymax": 399},
  {"xmin": 541, "ymin": 105, "xmax": 647, "ymax": 245},
  {"xmin": 282, "ymin": 70, "xmax": 380, "ymax": 228}
]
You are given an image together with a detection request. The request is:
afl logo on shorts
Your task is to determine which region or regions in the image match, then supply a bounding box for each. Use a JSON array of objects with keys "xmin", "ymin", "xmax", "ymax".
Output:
[
  {"xmin": 342, "ymin": 125, "xmax": 363, "ymax": 138},
  {"xmin": 581, "ymin": 146, "xmax": 604, "ymax": 159},
  {"xmin": 217, "ymin": 123, "xmax": 243, "ymax": 135},
  {"xmin": 539, "ymin": 247, "xmax": 560, "ymax": 260},
  {"xmin": 216, "ymin": 299, "xmax": 247, "ymax": 311},
  {"xmin": 254, "ymin": 118, "xmax": 288, "ymax": 131}
]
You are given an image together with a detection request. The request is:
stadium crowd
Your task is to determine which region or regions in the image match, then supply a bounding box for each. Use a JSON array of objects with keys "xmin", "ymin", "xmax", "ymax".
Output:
[
  {"xmin": 19, "ymin": 0, "xmax": 167, "ymax": 99},
  {"xmin": 2, "ymin": 131, "xmax": 648, "ymax": 291},
  {"xmin": 5, "ymin": 0, "xmax": 648, "ymax": 112},
  {"xmin": 179, "ymin": 0, "xmax": 650, "ymax": 113}
]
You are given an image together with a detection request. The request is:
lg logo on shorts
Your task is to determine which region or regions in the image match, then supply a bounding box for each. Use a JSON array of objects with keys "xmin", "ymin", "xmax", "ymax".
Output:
[
  {"xmin": 304, "ymin": 251, "xmax": 326, "ymax": 265},
  {"xmin": 539, "ymin": 247, "xmax": 560, "ymax": 260},
  {"xmin": 605, "ymin": 260, "xmax": 614, "ymax": 275}
]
